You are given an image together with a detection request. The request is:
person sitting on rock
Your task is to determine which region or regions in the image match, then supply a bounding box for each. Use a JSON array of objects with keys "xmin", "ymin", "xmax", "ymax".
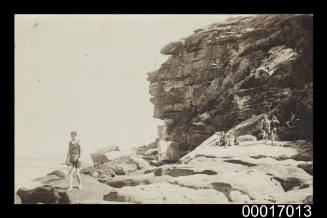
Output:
[
  {"xmin": 234, "ymin": 137, "xmax": 240, "ymax": 145},
  {"xmin": 66, "ymin": 131, "xmax": 82, "ymax": 191},
  {"xmin": 271, "ymin": 115, "xmax": 280, "ymax": 146},
  {"xmin": 214, "ymin": 131, "xmax": 224, "ymax": 146},
  {"xmin": 222, "ymin": 132, "xmax": 230, "ymax": 148},
  {"xmin": 228, "ymin": 132, "xmax": 235, "ymax": 147},
  {"xmin": 260, "ymin": 114, "xmax": 272, "ymax": 145}
]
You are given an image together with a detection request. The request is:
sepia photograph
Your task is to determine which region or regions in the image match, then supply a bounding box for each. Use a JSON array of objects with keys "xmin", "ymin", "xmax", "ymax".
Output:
[{"xmin": 14, "ymin": 14, "xmax": 313, "ymax": 204}]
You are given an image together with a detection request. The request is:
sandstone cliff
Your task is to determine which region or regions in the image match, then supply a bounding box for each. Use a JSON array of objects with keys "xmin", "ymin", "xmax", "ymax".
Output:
[{"xmin": 147, "ymin": 14, "xmax": 313, "ymax": 155}]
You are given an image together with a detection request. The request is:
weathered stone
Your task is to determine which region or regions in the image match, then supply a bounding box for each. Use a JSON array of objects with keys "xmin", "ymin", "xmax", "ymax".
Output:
[
  {"xmin": 157, "ymin": 139, "xmax": 180, "ymax": 162},
  {"xmin": 147, "ymin": 14, "xmax": 312, "ymax": 155},
  {"xmin": 160, "ymin": 40, "xmax": 185, "ymax": 55},
  {"xmin": 16, "ymin": 185, "xmax": 62, "ymax": 204},
  {"xmin": 47, "ymin": 170, "xmax": 66, "ymax": 179},
  {"xmin": 90, "ymin": 153, "xmax": 109, "ymax": 166}
]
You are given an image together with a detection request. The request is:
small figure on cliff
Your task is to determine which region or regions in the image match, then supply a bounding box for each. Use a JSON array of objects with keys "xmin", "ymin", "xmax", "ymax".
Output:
[
  {"xmin": 260, "ymin": 114, "xmax": 272, "ymax": 145},
  {"xmin": 66, "ymin": 131, "xmax": 82, "ymax": 191},
  {"xmin": 234, "ymin": 137, "xmax": 240, "ymax": 145},
  {"xmin": 222, "ymin": 132, "xmax": 230, "ymax": 148},
  {"xmin": 214, "ymin": 131, "xmax": 224, "ymax": 146},
  {"xmin": 227, "ymin": 132, "xmax": 235, "ymax": 147}
]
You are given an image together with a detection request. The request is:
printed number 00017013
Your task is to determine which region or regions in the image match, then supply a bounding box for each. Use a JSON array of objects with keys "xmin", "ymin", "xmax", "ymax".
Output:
[{"xmin": 242, "ymin": 205, "xmax": 312, "ymax": 217}]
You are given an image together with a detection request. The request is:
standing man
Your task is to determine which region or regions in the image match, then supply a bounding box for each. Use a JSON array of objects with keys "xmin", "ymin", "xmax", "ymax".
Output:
[
  {"xmin": 66, "ymin": 131, "xmax": 82, "ymax": 191},
  {"xmin": 260, "ymin": 114, "xmax": 271, "ymax": 145},
  {"xmin": 271, "ymin": 115, "xmax": 280, "ymax": 146}
]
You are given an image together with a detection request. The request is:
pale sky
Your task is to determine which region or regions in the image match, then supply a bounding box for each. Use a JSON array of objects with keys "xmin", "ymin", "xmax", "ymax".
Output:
[{"xmin": 15, "ymin": 14, "xmax": 245, "ymax": 158}]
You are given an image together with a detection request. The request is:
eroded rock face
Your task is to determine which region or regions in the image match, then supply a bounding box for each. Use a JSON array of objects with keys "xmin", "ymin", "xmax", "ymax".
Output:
[{"xmin": 148, "ymin": 14, "xmax": 313, "ymax": 153}]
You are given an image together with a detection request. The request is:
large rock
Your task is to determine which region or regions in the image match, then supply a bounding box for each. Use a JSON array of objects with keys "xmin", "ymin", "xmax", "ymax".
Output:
[
  {"xmin": 31, "ymin": 175, "xmax": 113, "ymax": 204},
  {"xmin": 90, "ymin": 153, "xmax": 109, "ymax": 166},
  {"xmin": 83, "ymin": 154, "xmax": 151, "ymax": 178},
  {"xmin": 16, "ymin": 185, "xmax": 62, "ymax": 204},
  {"xmin": 91, "ymin": 150, "xmax": 138, "ymax": 166},
  {"xmin": 34, "ymin": 174, "xmax": 65, "ymax": 184},
  {"xmin": 157, "ymin": 139, "xmax": 180, "ymax": 162},
  {"xmin": 148, "ymin": 14, "xmax": 312, "ymax": 154},
  {"xmin": 90, "ymin": 145, "xmax": 120, "ymax": 166},
  {"xmin": 95, "ymin": 156, "xmax": 141, "ymax": 176},
  {"xmin": 47, "ymin": 170, "xmax": 66, "ymax": 179}
]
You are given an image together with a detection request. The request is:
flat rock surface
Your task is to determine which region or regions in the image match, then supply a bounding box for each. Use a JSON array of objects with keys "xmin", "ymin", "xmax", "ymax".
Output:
[
  {"xmin": 16, "ymin": 139, "xmax": 312, "ymax": 204},
  {"xmin": 97, "ymin": 139, "xmax": 312, "ymax": 204},
  {"xmin": 46, "ymin": 175, "xmax": 113, "ymax": 203}
]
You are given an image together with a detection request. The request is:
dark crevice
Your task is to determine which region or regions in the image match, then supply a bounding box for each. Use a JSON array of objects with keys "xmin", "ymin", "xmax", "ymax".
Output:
[
  {"xmin": 210, "ymin": 182, "xmax": 234, "ymax": 201},
  {"xmin": 273, "ymin": 177, "xmax": 302, "ymax": 192},
  {"xmin": 223, "ymin": 159, "xmax": 257, "ymax": 167},
  {"xmin": 166, "ymin": 168, "xmax": 217, "ymax": 177}
]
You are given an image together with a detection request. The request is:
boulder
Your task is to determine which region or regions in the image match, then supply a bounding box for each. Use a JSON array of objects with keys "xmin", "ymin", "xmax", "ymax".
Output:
[
  {"xmin": 94, "ymin": 156, "xmax": 140, "ymax": 176},
  {"xmin": 85, "ymin": 154, "xmax": 150, "ymax": 178},
  {"xmin": 157, "ymin": 139, "xmax": 180, "ymax": 162},
  {"xmin": 16, "ymin": 185, "xmax": 61, "ymax": 204},
  {"xmin": 95, "ymin": 145, "xmax": 119, "ymax": 154},
  {"xmin": 33, "ymin": 174, "xmax": 64, "ymax": 184},
  {"xmin": 237, "ymin": 135, "xmax": 257, "ymax": 142},
  {"xmin": 47, "ymin": 170, "xmax": 66, "ymax": 179},
  {"xmin": 90, "ymin": 146, "xmax": 121, "ymax": 166},
  {"xmin": 91, "ymin": 150, "xmax": 140, "ymax": 166},
  {"xmin": 32, "ymin": 175, "xmax": 112, "ymax": 204},
  {"xmin": 90, "ymin": 153, "xmax": 109, "ymax": 166},
  {"xmin": 104, "ymin": 151, "xmax": 128, "ymax": 161}
]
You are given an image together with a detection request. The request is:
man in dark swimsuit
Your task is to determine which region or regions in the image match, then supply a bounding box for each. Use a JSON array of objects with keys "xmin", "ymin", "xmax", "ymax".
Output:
[{"xmin": 66, "ymin": 131, "xmax": 82, "ymax": 191}]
